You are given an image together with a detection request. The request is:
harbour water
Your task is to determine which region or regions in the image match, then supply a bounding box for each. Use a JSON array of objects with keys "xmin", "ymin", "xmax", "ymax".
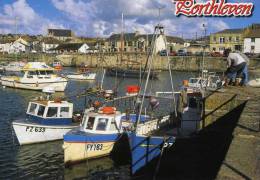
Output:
[{"xmin": 0, "ymin": 68, "xmax": 196, "ymax": 179}]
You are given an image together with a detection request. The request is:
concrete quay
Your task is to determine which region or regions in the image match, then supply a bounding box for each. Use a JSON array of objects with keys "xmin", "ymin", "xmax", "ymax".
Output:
[{"xmin": 140, "ymin": 86, "xmax": 260, "ymax": 180}]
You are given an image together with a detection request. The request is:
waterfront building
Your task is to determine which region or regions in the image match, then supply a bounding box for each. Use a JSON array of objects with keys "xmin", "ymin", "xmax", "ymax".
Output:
[
  {"xmin": 210, "ymin": 29, "xmax": 244, "ymax": 53},
  {"xmin": 53, "ymin": 43, "xmax": 96, "ymax": 54},
  {"xmin": 243, "ymin": 24, "xmax": 260, "ymax": 54},
  {"xmin": 104, "ymin": 31, "xmax": 184, "ymax": 53},
  {"xmin": 40, "ymin": 37, "xmax": 61, "ymax": 53}
]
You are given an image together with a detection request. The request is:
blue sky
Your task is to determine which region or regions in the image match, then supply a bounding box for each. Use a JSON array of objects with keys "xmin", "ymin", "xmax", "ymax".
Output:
[{"xmin": 0, "ymin": 0, "xmax": 259, "ymax": 38}]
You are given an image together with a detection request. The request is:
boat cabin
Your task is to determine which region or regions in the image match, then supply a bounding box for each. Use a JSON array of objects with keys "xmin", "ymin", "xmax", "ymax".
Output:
[
  {"xmin": 20, "ymin": 62, "xmax": 57, "ymax": 80},
  {"xmin": 81, "ymin": 109, "xmax": 122, "ymax": 134},
  {"xmin": 181, "ymin": 92, "xmax": 203, "ymax": 135},
  {"xmin": 26, "ymin": 100, "xmax": 73, "ymax": 125}
]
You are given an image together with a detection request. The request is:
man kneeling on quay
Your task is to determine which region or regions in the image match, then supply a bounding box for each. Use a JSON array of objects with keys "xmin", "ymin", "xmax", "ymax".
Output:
[{"xmin": 224, "ymin": 51, "xmax": 249, "ymax": 86}]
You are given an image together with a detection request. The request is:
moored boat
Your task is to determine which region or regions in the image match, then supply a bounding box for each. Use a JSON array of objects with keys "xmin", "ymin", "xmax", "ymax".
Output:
[
  {"xmin": 66, "ymin": 72, "xmax": 96, "ymax": 80},
  {"xmin": 52, "ymin": 60, "xmax": 63, "ymax": 71},
  {"xmin": 1, "ymin": 62, "xmax": 68, "ymax": 91},
  {"xmin": 63, "ymin": 105, "xmax": 160, "ymax": 165},
  {"xmin": 12, "ymin": 99, "xmax": 78, "ymax": 145}
]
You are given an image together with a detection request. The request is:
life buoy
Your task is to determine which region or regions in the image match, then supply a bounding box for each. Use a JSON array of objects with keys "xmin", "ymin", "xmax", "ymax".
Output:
[
  {"xmin": 126, "ymin": 85, "xmax": 140, "ymax": 94},
  {"xmin": 99, "ymin": 106, "xmax": 116, "ymax": 114}
]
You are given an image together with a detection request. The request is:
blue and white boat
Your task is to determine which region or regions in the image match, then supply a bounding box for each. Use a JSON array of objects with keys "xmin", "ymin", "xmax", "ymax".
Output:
[
  {"xmin": 62, "ymin": 105, "xmax": 170, "ymax": 165},
  {"xmin": 12, "ymin": 99, "xmax": 78, "ymax": 145}
]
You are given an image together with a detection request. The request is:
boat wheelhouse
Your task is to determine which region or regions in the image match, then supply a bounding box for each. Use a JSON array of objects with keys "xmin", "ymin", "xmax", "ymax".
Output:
[
  {"xmin": 12, "ymin": 99, "xmax": 78, "ymax": 145},
  {"xmin": 63, "ymin": 107, "xmax": 123, "ymax": 164},
  {"xmin": 1, "ymin": 62, "xmax": 67, "ymax": 91}
]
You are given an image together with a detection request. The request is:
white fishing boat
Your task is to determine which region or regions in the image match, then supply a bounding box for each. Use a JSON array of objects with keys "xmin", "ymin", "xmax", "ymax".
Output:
[
  {"xmin": 1, "ymin": 62, "xmax": 67, "ymax": 91},
  {"xmin": 188, "ymin": 71, "xmax": 224, "ymax": 89},
  {"xmin": 248, "ymin": 78, "xmax": 260, "ymax": 87},
  {"xmin": 12, "ymin": 99, "xmax": 78, "ymax": 145},
  {"xmin": 3, "ymin": 61, "xmax": 26, "ymax": 72},
  {"xmin": 66, "ymin": 72, "xmax": 96, "ymax": 80},
  {"xmin": 62, "ymin": 104, "xmax": 169, "ymax": 165}
]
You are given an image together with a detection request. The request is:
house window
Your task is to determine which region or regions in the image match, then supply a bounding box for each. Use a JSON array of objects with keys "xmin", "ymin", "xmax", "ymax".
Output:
[
  {"xmin": 236, "ymin": 36, "xmax": 239, "ymax": 42},
  {"xmin": 251, "ymin": 46, "xmax": 255, "ymax": 51},
  {"xmin": 251, "ymin": 38, "xmax": 255, "ymax": 43},
  {"xmin": 219, "ymin": 37, "xmax": 225, "ymax": 43},
  {"xmin": 229, "ymin": 37, "xmax": 232, "ymax": 42},
  {"xmin": 213, "ymin": 47, "xmax": 216, "ymax": 51}
]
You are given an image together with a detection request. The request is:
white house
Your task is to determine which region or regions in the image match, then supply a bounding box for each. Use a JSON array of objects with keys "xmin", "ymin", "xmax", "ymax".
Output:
[
  {"xmin": 0, "ymin": 40, "xmax": 12, "ymax": 54},
  {"xmin": 40, "ymin": 37, "xmax": 61, "ymax": 53},
  {"xmin": 244, "ymin": 29, "xmax": 260, "ymax": 54},
  {"xmin": 54, "ymin": 43, "xmax": 90, "ymax": 54},
  {"xmin": 0, "ymin": 37, "xmax": 31, "ymax": 54}
]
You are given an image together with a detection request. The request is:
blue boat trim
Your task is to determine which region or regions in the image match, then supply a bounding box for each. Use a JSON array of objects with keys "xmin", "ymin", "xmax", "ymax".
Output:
[
  {"xmin": 27, "ymin": 114, "xmax": 72, "ymax": 125},
  {"xmin": 64, "ymin": 128, "xmax": 120, "ymax": 143}
]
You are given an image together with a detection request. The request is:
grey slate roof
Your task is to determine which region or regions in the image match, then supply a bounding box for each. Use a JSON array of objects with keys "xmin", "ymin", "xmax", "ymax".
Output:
[{"xmin": 54, "ymin": 43, "xmax": 84, "ymax": 51}]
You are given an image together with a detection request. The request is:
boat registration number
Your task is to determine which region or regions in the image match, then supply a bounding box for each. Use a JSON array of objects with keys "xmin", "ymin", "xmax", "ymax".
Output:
[
  {"xmin": 86, "ymin": 144, "xmax": 103, "ymax": 151},
  {"xmin": 26, "ymin": 126, "xmax": 46, "ymax": 132}
]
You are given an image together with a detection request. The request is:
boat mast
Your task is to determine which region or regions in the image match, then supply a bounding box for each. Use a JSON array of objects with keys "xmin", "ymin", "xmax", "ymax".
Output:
[{"xmin": 120, "ymin": 13, "xmax": 124, "ymax": 65}]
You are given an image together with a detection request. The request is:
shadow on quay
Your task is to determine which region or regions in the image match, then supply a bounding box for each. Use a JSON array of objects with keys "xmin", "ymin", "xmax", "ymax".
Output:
[{"xmin": 132, "ymin": 100, "xmax": 249, "ymax": 180}]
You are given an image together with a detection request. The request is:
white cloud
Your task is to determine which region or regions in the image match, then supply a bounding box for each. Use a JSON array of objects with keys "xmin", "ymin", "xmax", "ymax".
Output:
[
  {"xmin": 0, "ymin": 0, "xmax": 230, "ymax": 38},
  {"xmin": 51, "ymin": 0, "xmax": 230, "ymax": 38},
  {"xmin": 0, "ymin": 0, "xmax": 63, "ymax": 35}
]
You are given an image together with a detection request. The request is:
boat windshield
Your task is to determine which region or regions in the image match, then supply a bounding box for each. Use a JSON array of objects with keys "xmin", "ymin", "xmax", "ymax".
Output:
[
  {"xmin": 46, "ymin": 107, "xmax": 58, "ymax": 118},
  {"xmin": 109, "ymin": 118, "xmax": 117, "ymax": 131},
  {"xmin": 28, "ymin": 103, "xmax": 37, "ymax": 114},
  {"xmin": 96, "ymin": 118, "xmax": 109, "ymax": 131},
  {"xmin": 86, "ymin": 117, "xmax": 95, "ymax": 130},
  {"xmin": 17, "ymin": 71, "xmax": 25, "ymax": 77},
  {"xmin": 46, "ymin": 70, "xmax": 54, "ymax": 75},
  {"xmin": 189, "ymin": 79, "xmax": 198, "ymax": 83},
  {"xmin": 60, "ymin": 107, "xmax": 70, "ymax": 118},
  {"xmin": 37, "ymin": 105, "xmax": 46, "ymax": 117}
]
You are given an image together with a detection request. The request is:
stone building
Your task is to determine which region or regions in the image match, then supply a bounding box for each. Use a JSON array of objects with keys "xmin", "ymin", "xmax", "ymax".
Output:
[
  {"xmin": 47, "ymin": 29, "xmax": 74, "ymax": 41},
  {"xmin": 243, "ymin": 24, "xmax": 260, "ymax": 54},
  {"xmin": 210, "ymin": 29, "xmax": 244, "ymax": 53}
]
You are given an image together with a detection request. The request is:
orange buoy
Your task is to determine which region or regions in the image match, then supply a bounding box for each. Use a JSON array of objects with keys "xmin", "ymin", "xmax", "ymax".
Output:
[
  {"xmin": 100, "ymin": 107, "xmax": 116, "ymax": 114},
  {"xmin": 126, "ymin": 85, "xmax": 140, "ymax": 94}
]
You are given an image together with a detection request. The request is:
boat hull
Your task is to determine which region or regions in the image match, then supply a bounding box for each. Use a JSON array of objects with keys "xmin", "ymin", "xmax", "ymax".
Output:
[
  {"xmin": 106, "ymin": 68, "xmax": 158, "ymax": 79},
  {"xmin": 1, "ymin": 79, "xmax": 67, "ymax": 91},
  {"xmin": 12, "ymin": 121, "xmax": 77, "ymax": 145},
  {"xmin": 67, "ymin": 73, "xmax": 96, "ymax": 80},
  {"xmin": 63, "ymin": 129, "xmax": 120, "ymax": 165}
]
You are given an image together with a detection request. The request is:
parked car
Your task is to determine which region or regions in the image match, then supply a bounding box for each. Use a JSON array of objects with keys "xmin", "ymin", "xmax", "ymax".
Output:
[
  {"xmin": 159, "ymin": 50, "xmax": 167, "ymax": 56},
  {"xmin": 168, "ymin": 51, "xmax": 177, "ymax": 56},
  {"xmin": 177, "ymin": 49, "xmax": 188, "ymax": 56}
]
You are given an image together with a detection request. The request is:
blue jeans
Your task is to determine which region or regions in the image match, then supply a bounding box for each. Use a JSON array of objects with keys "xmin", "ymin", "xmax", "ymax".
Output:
[
  {"xmin": 226, "ymin": 63, "xmax": 248, "ymax": 85},
  {"xmin": 241, "ymin": 65, "xmax": 248, "ymax": 85}
]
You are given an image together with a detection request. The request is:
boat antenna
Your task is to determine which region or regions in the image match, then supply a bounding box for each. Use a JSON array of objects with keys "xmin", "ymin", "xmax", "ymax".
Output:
[{"xmin": 120, "ymin": 13, "xmax": 124, "ymax": 64}]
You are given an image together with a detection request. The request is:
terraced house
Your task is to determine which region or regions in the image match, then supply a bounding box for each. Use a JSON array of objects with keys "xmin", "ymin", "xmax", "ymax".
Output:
[
  {"xmin": 210, "ymin": 29, "xmax": 244, "ymax": 53},
  {"xmin": 105, "ymin": 31, "xmax": 184, "ymax": 53}
]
